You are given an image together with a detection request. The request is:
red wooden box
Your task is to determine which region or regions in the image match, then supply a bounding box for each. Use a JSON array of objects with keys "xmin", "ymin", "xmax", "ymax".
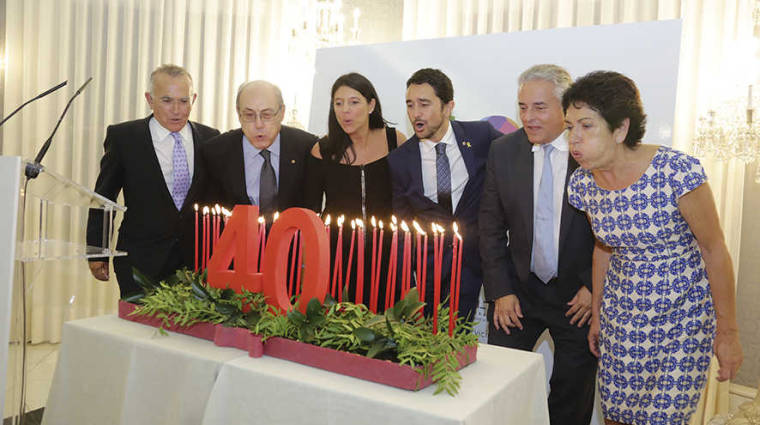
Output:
[
  {"xmin": 118, "ymin": 301, "xmax": 477, "ymax": 391},
  {"xmin": 118, "ymin": 300, "xmax": 263, "ymax": 357}
]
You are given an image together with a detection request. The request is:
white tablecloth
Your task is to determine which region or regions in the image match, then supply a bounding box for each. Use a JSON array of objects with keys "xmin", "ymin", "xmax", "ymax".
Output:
[{"xmin": 43, "ymin": 315, "xmax": 549, "ymax": 425}]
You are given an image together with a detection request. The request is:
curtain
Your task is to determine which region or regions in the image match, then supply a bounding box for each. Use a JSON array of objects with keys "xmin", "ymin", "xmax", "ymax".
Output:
[
  {"xmin": 1, "ymin": 0, "xmax": 309, "ymax": 343},
  {"xmin": 400, "ymin": 0, "xmax": 751, "ymax": 423}
]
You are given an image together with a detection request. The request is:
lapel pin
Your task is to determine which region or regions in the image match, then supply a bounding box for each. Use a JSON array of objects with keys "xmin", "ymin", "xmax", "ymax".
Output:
[{"xmin": 291, "ymin": 159, "xmax": 296, "ymax": 164}]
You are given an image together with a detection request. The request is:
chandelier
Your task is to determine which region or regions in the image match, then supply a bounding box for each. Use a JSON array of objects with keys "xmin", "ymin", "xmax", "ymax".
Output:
[{"xmin": 692, "ymin": 85, "xmax": 760, "ymax": 182}]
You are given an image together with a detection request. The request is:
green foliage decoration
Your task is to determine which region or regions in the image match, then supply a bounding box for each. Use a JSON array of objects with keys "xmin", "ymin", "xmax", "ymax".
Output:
[{"xmin": 131, "ymin": 269, "xmax": 478, "ymax": 396}]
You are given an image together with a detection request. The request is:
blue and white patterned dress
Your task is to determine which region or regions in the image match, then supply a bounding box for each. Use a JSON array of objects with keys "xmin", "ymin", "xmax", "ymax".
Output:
[{"xmin": 567, "ymin": 146, "xmax": 715, "ymax": 425}]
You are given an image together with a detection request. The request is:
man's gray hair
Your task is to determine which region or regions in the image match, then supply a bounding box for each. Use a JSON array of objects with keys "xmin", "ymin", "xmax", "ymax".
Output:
[
  {"xmin": 149, "ymin": 64, "xmax": 194, "ymax": 95},
  {"xmin": 236, "ymin": 80, "xmax": 284, "ymax": 110},
  {"xmin": 518, "ymin": 64, "xmax": 572, "ymax": 101}
]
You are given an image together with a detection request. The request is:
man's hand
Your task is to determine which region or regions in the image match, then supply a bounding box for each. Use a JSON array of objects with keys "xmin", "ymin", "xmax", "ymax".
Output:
[
  {"xmin": 493, "ymin": 295, "xmax": 523, "ymax": 335},
  {"xmin": 566, "ymin": 286, "xmax": 592, "ymax": 327},
  {"xmin": 88, "ymin": 261, "xmax": 109, "ymax": 281}
]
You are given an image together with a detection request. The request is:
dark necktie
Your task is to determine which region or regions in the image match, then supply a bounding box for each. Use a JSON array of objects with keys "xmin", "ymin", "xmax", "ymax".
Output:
[
  {"xmin": 435, "ymin": 143, "xmax": 452, "ymax": 214},
  {"xmin": 259, "ymin": 149, "xmax": 277, "ymax": 215}
]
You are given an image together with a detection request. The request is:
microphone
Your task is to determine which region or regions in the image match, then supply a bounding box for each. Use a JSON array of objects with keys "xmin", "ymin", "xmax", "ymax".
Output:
[
  {"xmin": 0, "ymin": 80, "xmax": 68, "ymax": 128},
  {"xmin": 25, "ymin": 77, "xmax": 94, "ymax": 179}
]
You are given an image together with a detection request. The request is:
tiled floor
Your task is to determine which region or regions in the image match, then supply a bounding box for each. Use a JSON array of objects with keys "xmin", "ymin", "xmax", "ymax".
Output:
[{"xmin": 4, "ymin": 343, "xmax": 59, "ymax": 419}]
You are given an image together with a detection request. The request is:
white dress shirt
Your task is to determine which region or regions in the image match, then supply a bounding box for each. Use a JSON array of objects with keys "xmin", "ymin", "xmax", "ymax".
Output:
[
  {"xmin": 531, "ymin": 134, "xmax": 569, "ymax": 261},
  {"xmin": 420, "ymin": 122, "xmax": 468, "ymax": 212},
  {"xmin": 149, "ymin": 118, "xmax": 194, "ymax": 191}
]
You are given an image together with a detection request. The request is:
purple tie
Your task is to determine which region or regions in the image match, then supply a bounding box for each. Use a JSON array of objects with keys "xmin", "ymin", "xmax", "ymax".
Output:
[{"xmin": 171, "ymin": 132, "xmax": 191, "ymax": 210}]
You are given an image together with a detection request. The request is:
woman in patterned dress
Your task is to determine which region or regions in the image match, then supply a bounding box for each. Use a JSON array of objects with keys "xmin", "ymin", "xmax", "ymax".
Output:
[{"xmin": 563, "ymin": 71, "xmax": 742, "ymax": 425}]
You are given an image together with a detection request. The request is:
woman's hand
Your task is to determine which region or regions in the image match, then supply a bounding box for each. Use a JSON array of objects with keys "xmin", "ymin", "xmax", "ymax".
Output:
[
  {"xmin": 714, "ymin": 329, "xmax": 743, "ymax": 381},
  {"xmin": 588, "ymin": 315, "xmax": 601, "ymax": 358}
]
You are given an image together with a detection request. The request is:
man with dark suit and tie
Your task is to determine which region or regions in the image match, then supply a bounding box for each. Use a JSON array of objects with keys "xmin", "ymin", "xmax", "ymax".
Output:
[
  {"xmin": 200, "ymin": 80, "xmax": 317, "ymax": 216},
  {"xmin": 479, "ymin": 64, "xmax": 596, "ymax": 425},
  {"xmin": 87, "ymin": 64, "xmax": 220, "ymax": 298},
  {"xmin": 388, "ymin": 68, "xmax": 502, "ymax": 322}
]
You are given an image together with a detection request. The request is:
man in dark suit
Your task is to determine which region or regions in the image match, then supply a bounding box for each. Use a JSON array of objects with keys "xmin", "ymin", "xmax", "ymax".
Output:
[
  {"xmin": 87, "ymin": 64, "xmax": 220, "ymax": 298},
  {"xmin": 388, "ymin": 68, "xmax": 502, "ymax": 322},
  {"xmin": 479, "ymin": 64, "xmax": 596, "ymax": 425},
  {"xmin": 200, "ymin": 80, "xmax": 317, "ymax": 215}
]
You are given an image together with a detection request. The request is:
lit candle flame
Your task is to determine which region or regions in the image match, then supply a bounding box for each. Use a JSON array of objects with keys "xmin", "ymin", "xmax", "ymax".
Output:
[
  {"xmin": 338, "ymin": 215, "xmax": 345, "ymax": 227},
  {"xmin": 431, "ymin": 222, "xmax": 437, "ymax": 233},
  {"xmin": 452, "ymin": 222, "xmax": 459, "ymax": 233},
  {"xmin": 273, "ymin": 211, "xmax": 279, "ymax": 221},
  {"xmin": 258, "ymin": 216, "xmax": 265, "ymax": 224},
  {"xmin": 436, "ymin": 224, "xmax": 445, "ymax": 234},
  {"xmin": 400, "ymin": 221, "xmax": 410, "ymax": 232},
  {"xmin": 324, "ymin": 214, "xmax": 331, "ymax": 226},
  {"xmin": 356, "ymin": 218, "xmax": 364, "ymax": 228},
  {"xmin": 221, "ymin": 207, "xmax": 232, "ymax": 217},
  {"xmin": 371, "ymin": 216, "xmax": 377, "ymax": 227},
  {"xmin": 413, "ymin": 220, "xmax": 425, "ymax": 235},
  {"xmin": 391, "ymin": 215, "xmax": 397, "ymax": 225},
  {"xmin": 203, "ymin": 206, "xmax": 210, "ymax": 215},
  {"xmin": 378, "ymin": 220, "xmax": 384, "ymax": 229},
  {"xmin": 194, "ymin": 203, "xmax": 199, "ymax": 211},
  {"xmin": 215, "ymin": 204, "xmax": 221, "ymax": 214},
  {"xmin": 390, "ymin": 222, "xmax": 397, "ymax": 232},
  {"xmin": 351, "ymin": 219, "xmax": 356, "ymax": 229}
]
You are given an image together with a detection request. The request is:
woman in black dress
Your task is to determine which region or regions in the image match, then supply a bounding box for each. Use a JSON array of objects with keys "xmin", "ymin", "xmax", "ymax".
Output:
[{"xmin": 305, "ymin": 72, "xmax": 406, "ymax": 309}]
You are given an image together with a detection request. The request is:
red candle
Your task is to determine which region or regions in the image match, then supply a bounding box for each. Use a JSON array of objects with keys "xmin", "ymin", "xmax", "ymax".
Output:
[
  {"xmin": 432, "ymin": 224, "xmax": 445, "ymax": 335},
  {"xmin": 356, "ymin": 219, "xmax": 365, "ymax": 305},
  {"xmin": 370, "ymin": 217, "xmax": 377, "ymax": 308},
  {"xmin": 194, "ymin": 204, "xmax": 199, "ymax": 272},
  {"xmin": 288, "ymin": 232, "xmax": 297, "ymax": 297},
  {"xmin": 295, "ymin": 230, "xmax": 303, "ymax": 296},
  {"xmin": 214, "ymin": 205, "xmax": 222, "ymax": 247},
  {"xmin": 448, "ymin": 225, "xmax": 459, "ymax": 336},
  {"xmin": 385, "ymin": 221, "xmax": 398, "ymax": 310},
  {"xmin": 401, "ymin": 221, "xmax": 412, "ymax": 298},
  {"xmin": 454, "ymin": 227, "xmax": 464, "ymax": 324},
  {"xmin": 421, "ymin": 232, "xmax": 428, "ymax": 303},
  {"xmin": 371, "ymin": 221, "xmax": 383, "ymax": 313},
  {"xmin": 211, "ymin": 208, "xmax": 218, "ymax": 250},
  {"xmin": 202, "ymin": 206, "xmax": 210, "ymax": 271},
  {"xmin": 332, "ymin": 215, "xmax": 344, "ymax": 298},
  {"xmin": 257, "ymin": 216, "xmax": 266, "ymax": 272},
  {"xmin": 343, "ymin": 220, "xmax": 356, "ymax": 304}
]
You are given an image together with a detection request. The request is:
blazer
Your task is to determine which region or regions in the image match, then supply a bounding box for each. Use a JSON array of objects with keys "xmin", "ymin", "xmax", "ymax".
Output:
[
  {"xmin": 388, "ymin": 120, "xmax": 502, "ymax": 290},
  {"xmin": 86, "ymin": 115, "xmax": 220, "ymax": 277},
  {"xmin": 199, "ymin": 126, "xmax": 318, "ymax": 210},
  {"xmin": 479, "ymin": 128, "xmax": 594, "ymax": 308}
]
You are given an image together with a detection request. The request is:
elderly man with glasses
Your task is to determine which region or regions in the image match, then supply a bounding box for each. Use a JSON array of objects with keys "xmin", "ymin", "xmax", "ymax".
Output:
[{"xmin": 200, "ymin": 80, "xmax": 318, "ymax": 217}]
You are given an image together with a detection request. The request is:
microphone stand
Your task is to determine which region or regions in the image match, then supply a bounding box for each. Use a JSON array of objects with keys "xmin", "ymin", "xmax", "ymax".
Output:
[
  {"xmin": 0, "ymin": 81, "xmax": 67, "ymax": 128},
  {"xmin": 14, "ymin": 77, "xmax": 91, "ymax": 425},
  {"xmin": 25, "ymin": 77, "xmax": 93, "ymax": 179}
]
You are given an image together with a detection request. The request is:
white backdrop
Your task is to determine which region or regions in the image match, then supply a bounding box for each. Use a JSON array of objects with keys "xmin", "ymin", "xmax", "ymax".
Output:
[
  {"xmin": 309, "ymin": 20, "xmax": 681, "ymax": 146},
  {"xmin": 309, "ymin": 21, "xmax": 683, "ymax": 425}
]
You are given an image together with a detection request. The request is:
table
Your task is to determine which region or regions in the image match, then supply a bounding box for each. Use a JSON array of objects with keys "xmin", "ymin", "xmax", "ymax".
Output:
[{"xmin": 43, "ymin": 315, "xmax": 549, "ymax": 425}]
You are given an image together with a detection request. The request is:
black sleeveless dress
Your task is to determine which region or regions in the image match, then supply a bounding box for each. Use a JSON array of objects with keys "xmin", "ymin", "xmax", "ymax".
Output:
[{"xmin": 305, "ymin": 127, "xmax": 398, "ymax": 310}]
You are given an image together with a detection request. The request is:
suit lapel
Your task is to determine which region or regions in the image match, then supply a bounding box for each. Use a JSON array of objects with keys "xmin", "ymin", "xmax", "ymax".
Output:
[
  {"xmin": 277, "ymin": 127, "xmax": 295, "ymax": 209},
  {"xmin": 409, "ymin": 136, "xmax": 443, "ymax": 213},
  {"xmin": 515, "ymin": 131, "xmax": 535, "ymax": 242},
  {"xmin": 558, "ymin": 154, "xmax": 580, "ymax": 251},
  {"xmin": 231, "ymin": 131, "xmax": 249, "ymax": 204},
  {"xmin": 140, "ymin": 115, "xmax": 177, "ymax": 210},
  {"xmin": 452, "ymin": 121, "xmax": 475, "ymax": 217},
  {"xmin": 182, "ymin": 121, "xmax": 203, "ymax": 211}
]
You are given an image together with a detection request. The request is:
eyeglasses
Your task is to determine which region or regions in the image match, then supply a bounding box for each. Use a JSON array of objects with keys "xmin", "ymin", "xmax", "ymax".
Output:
[{"xmin": 239, "ymin": 105, "xmax": 282, "ymax": 123}]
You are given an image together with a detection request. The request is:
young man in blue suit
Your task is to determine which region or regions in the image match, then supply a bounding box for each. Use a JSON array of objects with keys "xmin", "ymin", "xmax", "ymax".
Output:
[{"xmin": 388, "ymin": 68, "xmax": 502, "ymax": 322}]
